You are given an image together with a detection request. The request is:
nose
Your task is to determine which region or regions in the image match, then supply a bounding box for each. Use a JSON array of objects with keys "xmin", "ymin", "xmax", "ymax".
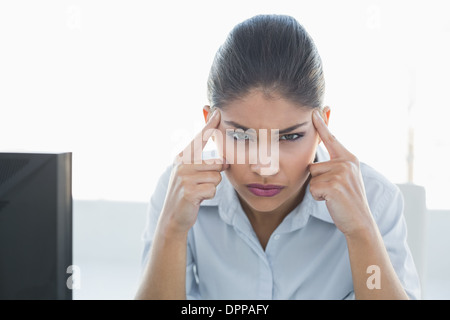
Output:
[
  {"xmin": 250, "ymin": 161, "xmax": 280, "ymax": 176},
  {"xmin": 250, "ymin": 148, "xmax": 280, "ymax": 176},
  {"xmin": 249, "ymin": 129, "xmax": 280, "ymax": 176}
]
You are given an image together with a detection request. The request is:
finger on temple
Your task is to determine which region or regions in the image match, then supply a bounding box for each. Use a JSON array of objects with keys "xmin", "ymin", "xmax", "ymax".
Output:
[{"xmin": 312, "ymin": 110, "xmax": 348, "ymax": 159}]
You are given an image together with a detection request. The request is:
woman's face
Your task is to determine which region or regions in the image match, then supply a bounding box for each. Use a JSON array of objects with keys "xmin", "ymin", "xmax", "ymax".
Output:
[{"xmin": 211, "ymin": 89, "xmax": 325, "ymax": 214}]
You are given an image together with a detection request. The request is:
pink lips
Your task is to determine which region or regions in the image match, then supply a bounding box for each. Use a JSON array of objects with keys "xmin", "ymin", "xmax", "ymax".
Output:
[{"xmin": 246, "ymin": 183, "xmax": 285, "ymax": 197}]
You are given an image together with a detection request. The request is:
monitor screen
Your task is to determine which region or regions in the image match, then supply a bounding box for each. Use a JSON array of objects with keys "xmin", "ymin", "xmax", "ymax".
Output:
[{"xmin": 0, "ymin": 152, "xmax": 72, "ymax": 300}]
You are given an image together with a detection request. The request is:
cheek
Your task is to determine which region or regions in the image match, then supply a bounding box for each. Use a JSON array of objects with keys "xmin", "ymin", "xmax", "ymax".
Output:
[
  {"xmin": 223, "ymin": 165, "xmax": 246, "ymax": 188},
  {"xmin": 280, "ymin": 139, "xmax": 317, "ymax": 171},
  {"xmin": 280, "ymin": 149, "xmax": 311, "ymax": 172}
]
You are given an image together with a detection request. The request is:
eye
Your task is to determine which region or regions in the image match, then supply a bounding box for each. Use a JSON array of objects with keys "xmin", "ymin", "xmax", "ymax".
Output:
[
  {"xmin": 279, "ymin": 133, "xmax": 304, "ymax": 141},
  {"xmin": 228, "ymin": 131, "xmax": 254, "ymax": 141}
]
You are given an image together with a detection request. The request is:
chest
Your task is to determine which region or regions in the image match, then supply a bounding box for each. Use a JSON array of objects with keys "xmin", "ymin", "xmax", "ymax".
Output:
[{"xmin": 191, "ymin": 214, "xmax": 353, "ymax": 299}]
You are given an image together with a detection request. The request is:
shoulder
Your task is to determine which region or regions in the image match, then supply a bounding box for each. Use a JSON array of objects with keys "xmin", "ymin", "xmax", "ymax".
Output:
[
  {"xmin": 147, "ymin": 163, "xmax": 174, "ymax": 216},
  {"xmin": 157, "ymin": 163, "xmax": 174, "ymax": 188},
  {"xmin": 360, "ymin": 162, "xmax": 399, "ymax": 194},
  {"xmin": 151, "ymin": 163, "xmax": 173, "ymax": 198},
  {"xmin": 359, "ymin": 161, "xmax": 404, "ymax": 221}
]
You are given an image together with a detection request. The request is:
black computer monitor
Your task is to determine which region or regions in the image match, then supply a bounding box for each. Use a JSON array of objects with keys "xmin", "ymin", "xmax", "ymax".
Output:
[{"xmin": 0, "ymin": 152, "xmax": 72, "ymax": 300}]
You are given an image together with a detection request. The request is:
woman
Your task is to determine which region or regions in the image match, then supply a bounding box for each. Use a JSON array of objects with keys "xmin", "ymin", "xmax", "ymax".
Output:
[{"xmin": 136, "ymin": 14, "xmax": 420, "ymax": 299}]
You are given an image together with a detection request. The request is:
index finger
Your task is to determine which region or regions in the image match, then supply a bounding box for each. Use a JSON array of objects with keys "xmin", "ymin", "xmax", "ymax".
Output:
[
  {"xmin": 312, "ymin": 109, "xmax": 348, "ymax": 159},
  {"xmin": 177, "ymin": 109, "xmax": 221, "ymax": 164},
  {"xmin": 197, "ymin": 108, "xmax": 221, "ymax": 152}
]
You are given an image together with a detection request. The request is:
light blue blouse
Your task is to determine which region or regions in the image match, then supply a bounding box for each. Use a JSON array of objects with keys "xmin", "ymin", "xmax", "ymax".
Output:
[{"xmin": 141, "ymin": 147, "xmax": 421, "ymax": 299}]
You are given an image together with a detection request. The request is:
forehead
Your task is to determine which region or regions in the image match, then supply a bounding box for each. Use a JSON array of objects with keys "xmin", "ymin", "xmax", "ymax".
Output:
[{"xmin": 220, "ymin": 90, "xmax": 312, "ymax": 128}]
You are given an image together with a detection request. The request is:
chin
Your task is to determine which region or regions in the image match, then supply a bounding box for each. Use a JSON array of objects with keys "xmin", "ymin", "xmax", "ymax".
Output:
[
  {"xmin": 238, "ymin": 189, "xmax": 286, "ymax": 213},
  {"xmin": 247, "ymin": 201, "xmax": 282, "ymax": 213}
]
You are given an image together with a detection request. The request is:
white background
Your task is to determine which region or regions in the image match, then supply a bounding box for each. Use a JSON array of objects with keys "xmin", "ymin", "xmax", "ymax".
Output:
[{"xmin": 1, "ymin": 0, "xmax": 449, "ymax": 209}]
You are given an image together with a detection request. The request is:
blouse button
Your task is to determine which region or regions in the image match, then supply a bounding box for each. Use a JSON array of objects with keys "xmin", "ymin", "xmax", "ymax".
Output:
[{"xmin": 274, "ymin": 234, "xmax": 280, "ymax": 240}]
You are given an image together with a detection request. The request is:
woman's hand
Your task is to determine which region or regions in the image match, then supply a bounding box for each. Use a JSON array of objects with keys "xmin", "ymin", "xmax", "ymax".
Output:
[
  {"xmin": 136, "ymin": 110, "xmax": 228, "ymax": 300},
  {"xmin": 309, "ymin": 110, "xmax": 374, "ymax": 237},
  {"xmin": 158, "ymin": 109, "xmax": 229, "ymax": 235},
  {"xmin": 309, "ymin": 110, "xmax": 410, "ymax": 299}
]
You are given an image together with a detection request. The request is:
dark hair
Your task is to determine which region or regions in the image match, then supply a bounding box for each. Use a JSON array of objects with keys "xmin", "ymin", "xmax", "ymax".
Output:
[{"xmin": 207, "ymin": 14, "xmax": 325, "ymax": 110}]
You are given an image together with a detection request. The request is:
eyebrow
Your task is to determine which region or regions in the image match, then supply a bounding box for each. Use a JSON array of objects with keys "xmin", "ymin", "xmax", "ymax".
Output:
[{"xmin": 223, "ymin": 120, "xmax": 309, "ymax": 135}]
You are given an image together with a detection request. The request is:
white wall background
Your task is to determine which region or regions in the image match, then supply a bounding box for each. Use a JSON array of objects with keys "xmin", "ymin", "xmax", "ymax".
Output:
[{"xmin": 1, "ymin": 0, "xmax": 449, "ymax": 299}]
